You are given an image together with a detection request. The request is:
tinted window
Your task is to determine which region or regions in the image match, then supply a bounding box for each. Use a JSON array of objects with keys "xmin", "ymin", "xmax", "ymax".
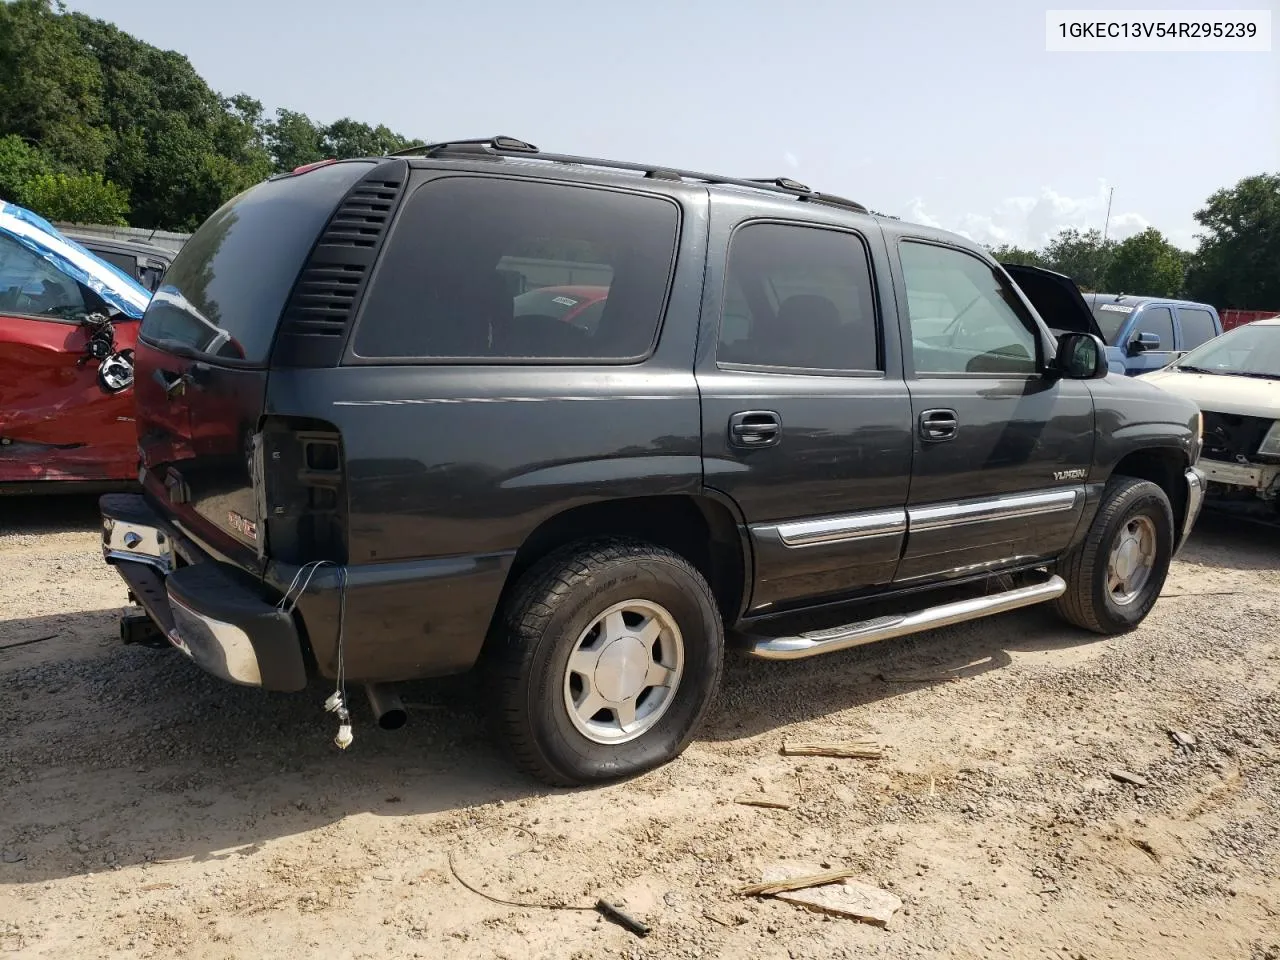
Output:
[
  {"xmin": 1134, "ymin": 306, "xmax": 1174, "ymax": 351},
  {"xmin": 900, "ymin": 241, "xmax": 1039, "ymax": 375},
  {"xmin": 141, "ymin": 160, "xmax": 376, "ymax": 363},
  {"xmin": 94, "ymin": 251, "xmax": 138, "ymax": 276},
  {"xmin": 1177, "ymin": 307, "xmax": 1217, "ymax": 349},
  {"xmin": 0, "ymin": 234, "xmax": 91, "ymax": 320},
  {"xmin": 353, "ymin": 177, "xmax": 679, "ymax": 361},
  {"xmin": 716, "ymin": 223, "xmax": 879, "ymax": 372}
]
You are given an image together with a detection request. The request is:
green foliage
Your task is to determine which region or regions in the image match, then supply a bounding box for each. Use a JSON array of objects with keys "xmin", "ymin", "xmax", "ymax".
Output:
[
  {"xmin": 1042, "ymin": 228, "xmax": 1115, "ymax": 291},
  {"xmin": 988, "ymin": 244, "xmax": 1046, "ymax": 267},
  {"xmin": 0, "ymin": 0, "xmax": 423, "ymax": 230},
  {"xmin": 265, "ymin": 108, "xmax": 325, "ymax": 172},
  {"xmin": 23, "ymin": 170, "xmax": 129, "ymax": 224},
  {"xmin": 0, "ymin": 133, "xmax": 52, "ymax": 204},
  {"xmin": 1102, "ymin": 227, "xmax": 1186, "ymax": 298},
  {"xmin": 1184, "ymin": 173, "xmax": 1280, "ymax": 309},
  {"xmin": 0, "ymin": 0, "xmax": 108, "ymax": 173}
]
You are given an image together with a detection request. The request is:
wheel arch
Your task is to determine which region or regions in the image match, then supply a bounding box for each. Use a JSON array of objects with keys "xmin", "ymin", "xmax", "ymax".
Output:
[
  {"xmin": 487, "ymin": 493, "xmax": 751, "ymax": 638},
  {"xmin": 1108, "ymin": 446, "xmax": 1189, "ymax": 537}
]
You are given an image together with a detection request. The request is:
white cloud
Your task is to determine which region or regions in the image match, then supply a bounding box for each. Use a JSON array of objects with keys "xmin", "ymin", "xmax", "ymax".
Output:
[
  {"xmin": 783, "ymin": 151, "xmax": 799, "ymax": 170},
  {"xmin": 907, "ymin": 182, "xmax": 1154, "ymax": 250}
]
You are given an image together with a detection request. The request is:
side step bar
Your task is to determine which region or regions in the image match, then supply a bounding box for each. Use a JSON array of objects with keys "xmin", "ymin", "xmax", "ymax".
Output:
[{"xmin": 739, "ymin": 575, "xmax": 1067, "ymax": 661}]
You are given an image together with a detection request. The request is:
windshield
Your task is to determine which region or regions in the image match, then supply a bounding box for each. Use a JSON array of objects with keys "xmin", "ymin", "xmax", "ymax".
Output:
[
  {"xmin": 1090, "ymin": 302, "xmax": 1134, "ymax": 344},
  {"xmin": 1175, "ymin": 322, "xmax": 1280, "ymax": 379}
]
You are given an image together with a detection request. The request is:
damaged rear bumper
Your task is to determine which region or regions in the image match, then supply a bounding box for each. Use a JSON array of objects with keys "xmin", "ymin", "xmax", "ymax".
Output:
[{"xmin": 100, "ymin": 493, "xmax": 308, "ymax": 691}]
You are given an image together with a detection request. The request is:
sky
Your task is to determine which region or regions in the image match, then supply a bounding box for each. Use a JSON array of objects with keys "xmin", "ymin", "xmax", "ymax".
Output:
[{"xmin": 65, "ymin": 0, "xmax": 1279, "ymax": 251}]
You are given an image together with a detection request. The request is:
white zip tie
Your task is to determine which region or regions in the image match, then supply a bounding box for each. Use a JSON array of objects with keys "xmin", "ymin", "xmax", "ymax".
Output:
[{"xmin": 276, "ymin": 559, "xmax": 352, "ymax": 750}]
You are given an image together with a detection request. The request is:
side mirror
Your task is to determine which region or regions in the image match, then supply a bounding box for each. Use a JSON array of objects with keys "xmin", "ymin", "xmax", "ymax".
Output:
[
  {"xmin": 1054, "ymin": 332, "xmax": 1109, "ymax": 380},
  {"xmin": 1128, "ymin": 331, "xmax": 1162, "ymax": 355}
]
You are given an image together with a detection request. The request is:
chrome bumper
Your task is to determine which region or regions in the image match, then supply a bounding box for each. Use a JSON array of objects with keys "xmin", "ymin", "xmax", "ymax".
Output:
[
  {"xmin": 1178, "ymin": 466, "xmax": 1205, "ymax": 553},
  {"xmin": 99, "ymin": 493, "xmax": 307, "ymax": 692}
]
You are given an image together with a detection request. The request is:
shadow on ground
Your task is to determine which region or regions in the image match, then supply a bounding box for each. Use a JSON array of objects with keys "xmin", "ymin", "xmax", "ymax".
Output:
[
  {"xmin": 1, "ymin": 502, "xmax": 1275, "ymax": 885},
  {"xmin": 0, "ymin": 493, "xmax": 105, "ymax": 537}
]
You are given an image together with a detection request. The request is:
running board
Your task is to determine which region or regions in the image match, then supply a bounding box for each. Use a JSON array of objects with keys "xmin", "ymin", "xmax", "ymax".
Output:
[{"xmin": 738, "ymin": 575, "xmax": 1067, "ymax": 661}]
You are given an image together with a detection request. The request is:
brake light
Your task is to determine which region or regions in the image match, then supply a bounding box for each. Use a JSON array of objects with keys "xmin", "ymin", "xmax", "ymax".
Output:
[{"xmin": 292, "ymin": 159, "xmax": 339, "ymax": 175}]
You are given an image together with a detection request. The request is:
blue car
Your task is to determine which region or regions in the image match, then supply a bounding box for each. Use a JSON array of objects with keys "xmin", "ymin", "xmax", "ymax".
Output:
[{"xmin": 1084, "ymin": 293, "xmax": 1223, "ymax": 376}]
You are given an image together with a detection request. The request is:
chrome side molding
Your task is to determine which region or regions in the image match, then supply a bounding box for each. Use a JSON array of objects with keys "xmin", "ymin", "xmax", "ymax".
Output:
[
  {"xmin": 908, "ymin": 488, "xmax": 1079, "ymax": 532},
  {"xmin": 739, "ymin": 574, "xmax": 1067, "ymax": 660},
  {"xmin": 775, "ymin": 509, "xmax": 907, "ymax": 547}
]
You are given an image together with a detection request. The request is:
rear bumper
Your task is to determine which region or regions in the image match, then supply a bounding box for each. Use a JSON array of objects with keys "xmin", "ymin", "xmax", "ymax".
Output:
[
  {"xmin": 1178, "ymin": 466, "xmax": 1206, "ymax": 553},
  {"xmin": 100, "ymin": 493, "xmax": 308, "ymax": 691}
]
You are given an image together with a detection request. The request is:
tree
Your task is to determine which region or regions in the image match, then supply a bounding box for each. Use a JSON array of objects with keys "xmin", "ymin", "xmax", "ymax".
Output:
[
  {"xmin": 23, "ymin": 171, "xmax": 129, "ymax": 224},
  {"xmin": 0, "ymin": 134, "xmax": 53, "ymax": 204},
  {"xmin": 320, "ymin": 118, "xmax": 422, "ymax": 159},
  {"xmin": 0, "ymin": 0, "xmax": 109, "ymax": 174},
  {"xmin": 988, "ymin": 244, "xmax": 1046, "ymax": 267},
  {"xmin": 265, "ymin": 108, "xmax": 325, "ymax": 172},
  {"xmin": 1042, "ymin": 227, "xmax": 1115, "ymax": 291},
  {"xmin": 1184, "ymin": 173, "xmax": 1280, "ymax": 309},
  {"xmin": 1101, "ymin": 227, "xmax": 1186, "ymax": 298}
]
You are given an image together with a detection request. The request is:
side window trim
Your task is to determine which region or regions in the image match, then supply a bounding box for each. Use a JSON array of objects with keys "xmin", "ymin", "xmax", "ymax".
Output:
[
  {"xmin": 713, "ymin": 217, "xmax": 885, "ymax": 377},
  {"xmin": 895, "ymin": 237, "xmax": 1049, "ymax": 380},
  {"xmin": 1133, "ymin": 304, "xmax": 1175, "ymax": 353}
]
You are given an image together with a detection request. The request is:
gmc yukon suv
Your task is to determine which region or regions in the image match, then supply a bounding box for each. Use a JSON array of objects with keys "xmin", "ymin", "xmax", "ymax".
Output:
[{"xmin": 100, "ymin": 137, "xmax": 1206, "ymax": 786}]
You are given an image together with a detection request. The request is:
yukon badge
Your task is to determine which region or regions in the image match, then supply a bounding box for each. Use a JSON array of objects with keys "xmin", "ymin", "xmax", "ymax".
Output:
[
  {"xmin": 1054, "ymin": 468, "xmax": 1088, "ymax": 481},
  {"xmin": 227, "ymin": 510, "xmax": 258, "ymax": 540}
]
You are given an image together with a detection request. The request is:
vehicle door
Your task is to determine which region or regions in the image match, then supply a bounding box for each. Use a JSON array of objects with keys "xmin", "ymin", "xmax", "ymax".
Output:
[
  {"xmin": 0, "ymin": 232, "xmax": 140, "ymax": 483},
  {"xmin": 696, "ymin": 205, "xmax": 914, "ymax": 614},
  {"xmin": 1122, "ymin": 304, "xmax": 1177, "ymax": 373},
  {"xmin": 886, "ymin": 233, "xmax": 1094, "ymax": 584}
]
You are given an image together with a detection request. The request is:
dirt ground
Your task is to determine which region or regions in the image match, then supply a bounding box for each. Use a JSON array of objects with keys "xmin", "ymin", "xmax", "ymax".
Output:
[{"xmin": 1, "ymin": 497, "xmax": 1278, "ymax": 960}]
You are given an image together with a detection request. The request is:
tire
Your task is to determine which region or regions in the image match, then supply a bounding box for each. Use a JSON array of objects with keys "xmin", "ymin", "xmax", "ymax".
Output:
[
  {"xmin": 1053, "ymin": 476, "xmax": 1174, "ymax": 634},
  {"xmin": 488, "ymin": 538, "xmax": 724, "ymax": 787}
]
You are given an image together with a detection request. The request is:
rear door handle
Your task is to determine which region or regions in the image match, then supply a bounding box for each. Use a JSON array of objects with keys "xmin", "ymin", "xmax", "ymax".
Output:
[
  {"xmin": 729, "ymin": 410, "xmax": 782, "ymax": 448},
  {"xmin": 920, "ymin": 408, "xmax": 958, "ymax": 442}
]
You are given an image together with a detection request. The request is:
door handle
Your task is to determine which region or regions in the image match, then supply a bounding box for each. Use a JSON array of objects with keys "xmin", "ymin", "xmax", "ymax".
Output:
[
  {"xmin": 729, "ymin": 410, "xmax": 782, "ymax": 448},
  {"xmin": 919, "ymin": 408, "xmax": 958, "ymax": 442}
]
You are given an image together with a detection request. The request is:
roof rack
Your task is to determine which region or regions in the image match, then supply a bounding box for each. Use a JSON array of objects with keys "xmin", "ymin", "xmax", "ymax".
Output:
[{"xmin": 389, "ymin": 136, "xmax": 870, "ymax": 215}]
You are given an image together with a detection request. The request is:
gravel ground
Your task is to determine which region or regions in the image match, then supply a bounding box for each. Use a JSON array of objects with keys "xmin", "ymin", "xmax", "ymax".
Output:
[{"xmin": 1, "ymin": 496, "xmax": 1278, "ymax": 959}]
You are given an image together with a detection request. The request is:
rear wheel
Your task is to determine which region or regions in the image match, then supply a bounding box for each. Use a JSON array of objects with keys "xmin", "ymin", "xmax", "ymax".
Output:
[
  {"xmin": 489, "ymin": 538, "xmax": 724, "ymax": 787},
  {"xmin": 1053, "ymin": 476, "xmax": 1174, "ymax": 634}
]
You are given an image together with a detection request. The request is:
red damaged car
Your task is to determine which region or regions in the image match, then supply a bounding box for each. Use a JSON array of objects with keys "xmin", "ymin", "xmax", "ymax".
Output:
[{"xmin": 0, "ymin": 201, "xmax": 153, "ymax": 494}]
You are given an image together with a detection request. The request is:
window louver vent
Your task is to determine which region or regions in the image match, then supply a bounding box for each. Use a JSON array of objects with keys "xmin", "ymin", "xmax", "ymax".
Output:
[{"xmin": 274, "ymin": 166, "xmax": 407, "ymax": 366}]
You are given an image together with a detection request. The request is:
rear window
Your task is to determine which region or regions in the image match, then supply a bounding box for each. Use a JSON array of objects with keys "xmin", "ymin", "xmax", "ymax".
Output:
[
  {"xmin": 140, "ymin": 160, "xmax": 375, "ymax": 363},
  {"xmin": 351, "ymin": 176, "xmax": 680, "ymax": 361}
]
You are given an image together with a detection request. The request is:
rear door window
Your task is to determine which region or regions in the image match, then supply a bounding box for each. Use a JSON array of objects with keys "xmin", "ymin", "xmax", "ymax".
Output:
[
  {"xmin": 1176, "ymin": 307, "xmax": 1218, "ymax": 349},
  {"xmin": 715, "ymin": 222, "xmax": 880, "ymax": 372},
  {"xmin": 140, "ymin": 160, "xmax": 376, "ymax": 363},
  {"xmin": 351, "ymin": 176, "xmax": 680, "ymax": 362}
]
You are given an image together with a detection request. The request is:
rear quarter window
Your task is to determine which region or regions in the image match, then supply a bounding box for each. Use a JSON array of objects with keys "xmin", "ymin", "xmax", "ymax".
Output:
[
  {"xmin": 350, "ymin": 176, "xmax": 680, "ymax": 362},
  {"xmin": 140, "ymin": 160, "xmax": 376, "ymax": 363}
]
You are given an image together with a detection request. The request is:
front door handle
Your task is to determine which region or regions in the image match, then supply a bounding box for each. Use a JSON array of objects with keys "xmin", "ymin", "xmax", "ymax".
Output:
[
  {"xmin": 729, "ymin": 410, "xmax": 782, "ymax": 448},
  {"xmin": 920, "ymin": 408, "xmax": 958, "ymax": 442}
]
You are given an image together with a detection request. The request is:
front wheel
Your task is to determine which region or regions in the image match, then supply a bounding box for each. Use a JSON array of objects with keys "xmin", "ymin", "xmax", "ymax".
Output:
[
  {"xmin": 488, "ymin": 538, "xmax": 724, "ymax": 787},
  {"xmin": 1053, "ymin": 476, "xmax": 1174, "ymax": 634}
]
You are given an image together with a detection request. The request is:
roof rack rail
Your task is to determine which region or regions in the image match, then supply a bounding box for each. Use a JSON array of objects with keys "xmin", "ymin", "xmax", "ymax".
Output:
[{"xmin": 389, "ymin": 136, "xmax": 869, "ymax": 214}]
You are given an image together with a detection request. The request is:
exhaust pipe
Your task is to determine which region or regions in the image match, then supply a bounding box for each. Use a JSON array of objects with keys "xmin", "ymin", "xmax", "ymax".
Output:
[{"xmin": 364, "ymin": 682, "xmax": 407, "ymax": 730}]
